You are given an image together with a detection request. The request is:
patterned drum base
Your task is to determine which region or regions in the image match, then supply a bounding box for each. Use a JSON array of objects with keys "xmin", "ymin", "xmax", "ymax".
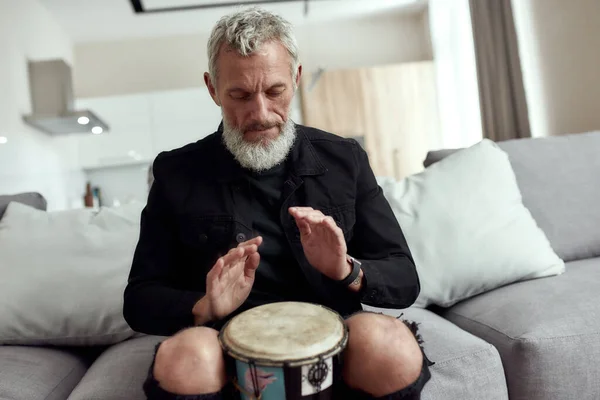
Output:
[
  {"xmin": 235, "ymin": 357, "xmax": 335, "ymax": 400},
  {"xmin": 302, "ymin": 358, "xmax": 332, "ymax": 395}
]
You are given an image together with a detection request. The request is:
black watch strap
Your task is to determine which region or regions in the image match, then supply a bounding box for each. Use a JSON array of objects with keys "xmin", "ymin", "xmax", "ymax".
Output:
[{"xmin": 338, "ymin": 256, "xmax": 361, "ymax": 286}]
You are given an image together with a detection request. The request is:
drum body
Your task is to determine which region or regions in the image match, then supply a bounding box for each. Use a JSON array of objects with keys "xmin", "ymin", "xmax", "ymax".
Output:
[{"xmin": 219, "ymin": 302, "xmax": 348, "ymax": 400}]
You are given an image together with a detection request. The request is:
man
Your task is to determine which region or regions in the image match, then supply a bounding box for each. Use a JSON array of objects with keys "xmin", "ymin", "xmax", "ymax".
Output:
[{"xmin": 124, "ymin": 7, "xmax": 431, "ymax": 400}]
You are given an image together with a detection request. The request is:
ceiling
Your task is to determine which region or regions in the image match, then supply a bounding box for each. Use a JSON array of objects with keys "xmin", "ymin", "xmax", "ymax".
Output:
[{"xmin": 39, "ymin": 0, "xmax": 427, "ymax": 43}]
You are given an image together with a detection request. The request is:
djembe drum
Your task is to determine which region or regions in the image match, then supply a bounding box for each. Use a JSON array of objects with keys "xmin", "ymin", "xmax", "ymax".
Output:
[{"xmin": 219, "ymin": 302, "xmax": 348, "ymax": 400}]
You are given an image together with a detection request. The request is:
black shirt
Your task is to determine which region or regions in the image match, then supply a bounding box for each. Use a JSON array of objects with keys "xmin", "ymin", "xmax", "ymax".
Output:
[
  {"xmin": 124, "ymin": 125, "xmax": 420, "ymax": 337},
  {"xmin": 243, "ymin": 162, "xmax": 312, "ymax": 303}
]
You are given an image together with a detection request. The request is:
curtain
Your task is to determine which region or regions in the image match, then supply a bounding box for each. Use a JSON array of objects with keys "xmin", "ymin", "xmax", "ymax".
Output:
[
  {"xmin": 428, "ymin": 0, "xmax": 483, "ymax": 149},
  {"xmin": 469, "ymin": 0, "xmax": 531, "ymax": 141}
]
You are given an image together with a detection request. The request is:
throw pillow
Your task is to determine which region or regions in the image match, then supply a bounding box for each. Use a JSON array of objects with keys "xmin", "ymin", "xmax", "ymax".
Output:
[
  {"xmin": 378, "ymin": 139, "xmax": 565, "ymax": 308},
  {"xmin": 0, "ymin": 192, "xmax": 47, "ymax": 221},
  {"xmin": 0, "ymin": 203, "xmax": 139, "ymax": 345}
]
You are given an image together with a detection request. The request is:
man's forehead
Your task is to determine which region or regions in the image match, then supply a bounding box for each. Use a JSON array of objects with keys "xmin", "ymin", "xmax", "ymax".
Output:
[{"xmin": 217, "ymin": 43, "xmax": 293, "ymax": 88}]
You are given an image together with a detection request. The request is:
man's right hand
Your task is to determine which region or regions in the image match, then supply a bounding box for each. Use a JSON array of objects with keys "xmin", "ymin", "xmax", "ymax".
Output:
[{"xmin": 193, "ymin": 236, "xmax": 263, "ymax": 325}]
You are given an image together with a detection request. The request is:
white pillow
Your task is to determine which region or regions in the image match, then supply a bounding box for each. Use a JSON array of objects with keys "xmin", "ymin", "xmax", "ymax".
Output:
[
  {"xmin": 378, "ymin": 139, "xmax": 565, "ymax": 308},
  {"xmin": 0, "ymin": 203, "xmax": 139, "ymax": 345}
]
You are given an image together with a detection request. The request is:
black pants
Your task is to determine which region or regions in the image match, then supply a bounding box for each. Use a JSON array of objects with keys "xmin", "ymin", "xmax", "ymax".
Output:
[{"xmin": 144, "ymin": 318, "xmax": 433, "ymax": 400}]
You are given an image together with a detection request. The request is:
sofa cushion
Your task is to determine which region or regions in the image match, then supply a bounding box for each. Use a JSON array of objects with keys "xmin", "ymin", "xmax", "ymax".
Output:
[
  {"xmin": 363, "ymin": 305, "xmax": 508, "ymax": 400},
  {"xmin": 0, "ymin": 345, "xmax": 95, "ymax": 400},
  {"xmin": 498, "ymin": 132, "xmax": 600, "ymax": 262},
  {"xmin": 424, "ymin": 132, "xmax": 600, "ymax": 262},
  {"xmin": 67, "ymin": 335, "xmax": 165, "ymax": 400},
  {"xmin": 443, "ymin": 257, "xmax": 600, "ymax": 400},
  {"xmin": 0, "ymin": 192, "xmax": 46, "ymax": 220}
]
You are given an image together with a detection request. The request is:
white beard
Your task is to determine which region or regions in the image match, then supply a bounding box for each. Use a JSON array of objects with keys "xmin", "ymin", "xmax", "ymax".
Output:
[{"xmin": 222, "ymin": 117, "xmax": 296, "ymax": 172}]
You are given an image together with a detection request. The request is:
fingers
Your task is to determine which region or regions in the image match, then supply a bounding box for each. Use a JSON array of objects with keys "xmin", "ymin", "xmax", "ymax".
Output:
[
  {"xmin": 221, "ymin": 246, "xmax": 245, "ymax": 267},
  {"xmin": 321, "ymin": 216, "xmax": 345, "ymax": 241},
  {"xmin": 289, "ymin": 207, "xmax": 326, "ymax": 228},
  {"xmin": 289, "ymin": 207, "xmax": 320, "ymax": 218},
  {"xmin": 289, "ymin": 207, "xmax": 330, "ymax": 225},
  {"xmin": 296, "ymin": 218, "xmax": 312, "ymax": 236},
  {"xmin": 222, "ymin": 244, "xmax": 258, "ymax": 268},
  {"xmin": 210, "ymin": 241, "xmax": 259, "ymax": 282},
  {"xmin": 289, "ymin": 206, "xmax": 315, "ymax": 214},
  {"xmin": 244, "ymin": 252, "xmax": 261, "ymax": 280},
  {"xmin": 289, "ymin": 207, "xmax": 342, "ymax": 238},
  {"xmin": 224, "ymin": 235, "xmax": 262, "ymax": 263},
  {"xmin": 237, "ymin": 235, "xmax": 263, "ymax": 248},
  {"xmin": 207, "ymin": 257, "xmax": 224, "ymax": 286}
]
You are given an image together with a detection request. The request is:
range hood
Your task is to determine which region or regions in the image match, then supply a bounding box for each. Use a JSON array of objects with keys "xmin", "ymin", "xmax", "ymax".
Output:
[{"xmin": 23, "ymin": 59, "xmax": 109, "ymax": 135}]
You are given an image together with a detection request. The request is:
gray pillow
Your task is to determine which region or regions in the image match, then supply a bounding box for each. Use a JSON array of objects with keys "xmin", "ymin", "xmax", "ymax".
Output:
[{"xmin": 0, "ymin": 193, "xmax": 47, "ymax": 221}]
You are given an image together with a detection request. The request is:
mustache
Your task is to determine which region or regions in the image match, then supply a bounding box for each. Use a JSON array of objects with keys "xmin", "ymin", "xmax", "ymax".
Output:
[{"xmin": 242, "ymin": 120, "xmax": 283, "ymax": 133}]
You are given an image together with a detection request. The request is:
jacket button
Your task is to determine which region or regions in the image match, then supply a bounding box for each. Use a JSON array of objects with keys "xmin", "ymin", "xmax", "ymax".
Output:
[
  {"xmin": 236, "ymin": 233, "xmax": 246, "ymax": 243},
  {"xmin": 199, "ymin": 233, "xmax": 208, "ymax": 244}
]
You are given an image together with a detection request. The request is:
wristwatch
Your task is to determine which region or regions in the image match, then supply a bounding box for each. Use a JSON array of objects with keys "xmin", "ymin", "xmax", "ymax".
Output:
[{"xmin": 337, "ymin": 255, "xmax": 362, "ymax": 287}]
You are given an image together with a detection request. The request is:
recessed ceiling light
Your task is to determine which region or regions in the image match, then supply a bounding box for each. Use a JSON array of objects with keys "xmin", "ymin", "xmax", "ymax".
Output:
[
  {"xmin": 77, "ymin": 116, "xmax": 90, "ymax": 125},
  {"xmin": 0, "ymin": 136, "xmax": 7, "ymax": 144},
  {"xmin": 91, "ymin": 126, "xmax": 103, "ymax": 135},
  {"xmin": 128, "ymin": 150, "xmax": 143, "ymax": 161}
]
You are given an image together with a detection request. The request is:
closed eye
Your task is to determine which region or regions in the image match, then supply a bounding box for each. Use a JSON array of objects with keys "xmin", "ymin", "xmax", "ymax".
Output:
[
  {"xmin": 267, "ymin": 89, "xmax": 284, "ymax": 97},
  {"xmin": 230, "ymin": 92, "xmax": 251, "ymax": 101}
]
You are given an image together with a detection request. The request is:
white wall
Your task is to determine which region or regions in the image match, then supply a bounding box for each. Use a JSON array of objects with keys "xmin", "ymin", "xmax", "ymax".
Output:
[
  {"xmin": 74, "ymin": 11, "xmax": 433, "ymax": 98},
  {"xmin": 512, "ymin": 0, "xmax": 600, "ymax": 137},
  {"xmin": 297, "ymin": 11, "xmax": 432, "ymax": 75},
  {"xmin": 0, "ymin": 0, "xmax": 85, "ymax": 210}
]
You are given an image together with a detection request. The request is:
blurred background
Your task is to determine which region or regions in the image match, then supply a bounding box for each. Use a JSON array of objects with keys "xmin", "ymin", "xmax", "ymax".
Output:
[{"xmin": 0, "ymin": 0, "xmax": 599, "ymax": 210}]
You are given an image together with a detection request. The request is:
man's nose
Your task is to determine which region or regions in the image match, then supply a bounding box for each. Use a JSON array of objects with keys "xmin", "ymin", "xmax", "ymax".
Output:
[{"xmin": 249, "ymin": 94, "xmax": 269, "ymax": 122}]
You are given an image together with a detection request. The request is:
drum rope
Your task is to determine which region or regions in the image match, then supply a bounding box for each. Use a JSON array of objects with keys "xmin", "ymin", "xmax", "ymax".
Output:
[
  {"xmin": 232, "ymin": 361, "xmax": 263, "ymax": 400},
  {"xmin": 232, "ymin": 379, "xmax": 263, "ymax": 400},
  {"xmin": 251, "ymin": 362, "xmax": 261, "ymax": 398}
]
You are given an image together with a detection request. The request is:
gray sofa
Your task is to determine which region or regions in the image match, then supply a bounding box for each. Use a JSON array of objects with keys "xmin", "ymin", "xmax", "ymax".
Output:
[{"xmin": 1, "ymin": 131, "xmax": 598, "ymax": 400}]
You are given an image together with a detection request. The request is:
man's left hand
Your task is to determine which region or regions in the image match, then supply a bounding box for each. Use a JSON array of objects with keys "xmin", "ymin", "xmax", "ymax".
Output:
[{"xmin": 289, "ymin": 207, "xmax": 350, "ymax": 281}]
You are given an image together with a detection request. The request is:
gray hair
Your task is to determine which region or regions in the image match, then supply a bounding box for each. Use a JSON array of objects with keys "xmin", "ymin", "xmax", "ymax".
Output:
[{"xmin": 207, "ymin": 7, "xmax": 300, "ymax": 87}]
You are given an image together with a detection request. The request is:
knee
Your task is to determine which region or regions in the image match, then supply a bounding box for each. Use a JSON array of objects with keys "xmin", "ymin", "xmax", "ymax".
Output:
[
  {"xmin": 153, "ymin": 327, "xmax": 226, "ymax": 395},
  {"xmin": 343, "ymin": 313, "xmax": 423, "ymax": 396}
]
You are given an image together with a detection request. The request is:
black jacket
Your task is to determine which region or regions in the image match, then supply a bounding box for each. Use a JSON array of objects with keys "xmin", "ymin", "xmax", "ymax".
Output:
[{"xmin": 124, "ymin": 124, "xmax": 419, "ymax": 336}]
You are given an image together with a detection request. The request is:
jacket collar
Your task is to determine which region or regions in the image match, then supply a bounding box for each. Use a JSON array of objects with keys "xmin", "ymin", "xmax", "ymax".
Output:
[{"xmin": 214, "ymin": 122, "xmax": 326, "ymax": 182}]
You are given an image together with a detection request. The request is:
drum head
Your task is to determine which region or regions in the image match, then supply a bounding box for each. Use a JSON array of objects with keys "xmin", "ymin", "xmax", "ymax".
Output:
[{"xmin": 220, "ymin": 302, "xmax": 347, "ymax": 367}]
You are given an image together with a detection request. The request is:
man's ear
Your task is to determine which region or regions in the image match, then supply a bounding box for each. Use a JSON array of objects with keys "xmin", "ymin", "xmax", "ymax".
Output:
[
  {"xmin": 295, "ymin": 64, "xmax": 302, "ymax": 89},
  {"xmin": 204, "ymin": 72, "xmax": 221, "ymax": 106}
]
